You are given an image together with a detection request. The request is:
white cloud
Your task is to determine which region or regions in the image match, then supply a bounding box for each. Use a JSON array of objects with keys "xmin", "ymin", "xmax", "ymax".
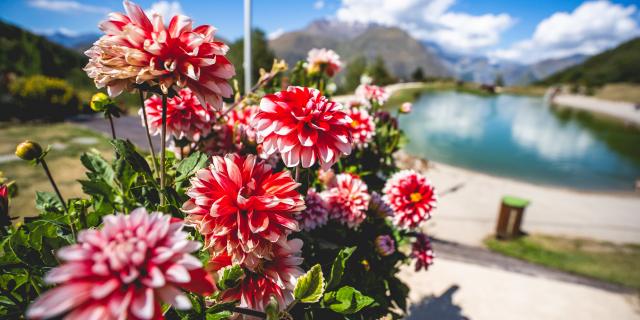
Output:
[
  {"xmin": 268, "ymin": 28, "xmax": 285, "ymax": 40},
  {"xmin": 28, "ymin": 0, "xmax": 109, "ymax": 13},
  {"xmin": 146, "ymin": 1, "xmax": 183, "ymax": 19},
  {"xmin": 314, "ymin": 0, "xmax": 326, "ymax": 10},
  {"xmin": 491, "ymin": 1, "xmax": 640, "ymax": 63},
  {"xmin": 335, "ymin": 0, "xmax": 514, "ymax": 54}
]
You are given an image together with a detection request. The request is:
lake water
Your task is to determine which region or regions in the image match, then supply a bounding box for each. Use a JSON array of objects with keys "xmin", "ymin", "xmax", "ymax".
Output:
[{"xmin": 399, "ymin": 91, "xmax": 640, "ymax": 191}]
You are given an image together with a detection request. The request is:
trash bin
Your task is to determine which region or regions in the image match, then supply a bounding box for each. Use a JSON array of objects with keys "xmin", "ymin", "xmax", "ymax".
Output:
[{"xmin": 495, "ymin": 196, "xmax": 529, "ymax": 240}]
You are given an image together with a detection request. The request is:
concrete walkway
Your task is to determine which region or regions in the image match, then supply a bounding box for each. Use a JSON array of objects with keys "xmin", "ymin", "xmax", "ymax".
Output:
[
  {"xmin": 553, "ymin": 94, "xmax": 640, "ymax": 125},
  {"xmin": 401, "ymin": 258, "xmax": 640, "ymax": 320}
]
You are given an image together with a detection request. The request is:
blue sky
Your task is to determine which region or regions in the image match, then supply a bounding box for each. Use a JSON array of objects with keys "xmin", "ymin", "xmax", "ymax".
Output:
[{"xmin": 1, "ymin": 0, "xmax": 639, "ymax": 62}]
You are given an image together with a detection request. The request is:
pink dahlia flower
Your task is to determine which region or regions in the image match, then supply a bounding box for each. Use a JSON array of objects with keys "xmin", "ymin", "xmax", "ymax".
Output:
[
  {"xmin": 182, "ymin": 154, "xmax": 305, "ymax": 268},
  {"xmin": 355, "ymin": 84, "xmax": 389, "ymax": 106},
  {"xmin": 227, "ymin": 104, "xmax": 259, "ymax": 143},
  {"xmin": 253, "ymin": 86, "xmax": 353, "ymax": 169},
  {"xmin": 297, "ymin": 189, "xmax": 329, "ymax": 231},
  {"xmin": 306, "ymin": 48, "xmax": 342, "ymax": 77},
  {"xmin": 26, "ymin": 208, "xmax": 215, "ymax": 320},
  {"xmin": 383, "ymin": 170, "xmax": 437, "ymax": 230},
  {"xmin": 212, "ymin": 239, "xmax": 304, "ymax": 313},
  {"xmin": 85, "ymin": 0, "xmax": 234, "ymax": 108},
  {"xmin": 142, "ymin": 88, "xmax": 216, "ymax": 142},
  {"xmin": 412, "ymin": 233, "xmax": 435, "ymax": 271},
  {"xmin": 375, "ymin": 235, "xmax": 396, "ymax": 257},
  {"xmin": 346, "ymin": 107, "xmax": 375, "ymax": 147},
  {"xmin": 400, "ymin": 102, "xmax": 412, "ymax": 114},
  {"xmin": 322, "ymin": 173, "xmax": 370, "ymax": 228}
]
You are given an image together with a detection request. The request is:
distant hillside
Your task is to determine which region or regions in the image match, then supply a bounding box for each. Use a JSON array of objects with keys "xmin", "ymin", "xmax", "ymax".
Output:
[
  {"xmin": 269, "ymin": 20, "xmax": 450, "ymax": 80},
  {"xmin": 0, "ymin": 20, "xmax": 87, "ymax": 79},
  {"xmin": 45, "ymin": 31, "xmax": 99, "ymax": 53},
  {"xmin": 541, "ymin": 37, "xmax": 640, "ymax": 86}
]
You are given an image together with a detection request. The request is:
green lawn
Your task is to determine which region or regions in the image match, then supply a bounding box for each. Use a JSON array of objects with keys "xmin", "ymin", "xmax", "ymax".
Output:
[
  {"xmin": 0, "ymin": 123, "xmax": 113, "ymax": 218},
  {"xmin": 485, "ymin": 234, "xmax": 640, "ymax": 290},
  {"xmin": 385, "ymin": 81, "xmax": 501, "ymax": 108}
]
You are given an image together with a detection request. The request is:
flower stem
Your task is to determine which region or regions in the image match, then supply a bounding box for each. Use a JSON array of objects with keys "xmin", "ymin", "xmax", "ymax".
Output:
[
  {"xmin": 139, "ymin": 90, "xmax": 160, "ymax": 178},
  {"xmin": 40, "ymin": 159, "xmax": 67, "ymax": 212},
  {"xmin": 107, "ymin": 113, "xmax": 116, "ymax": 139},
  {"xmin": 232, "ymin": 307, "xmax": 266, "ymax": 319},
  {"xmin": 160, "ymin": 93, "xmax": 168, "ymax": 206}
]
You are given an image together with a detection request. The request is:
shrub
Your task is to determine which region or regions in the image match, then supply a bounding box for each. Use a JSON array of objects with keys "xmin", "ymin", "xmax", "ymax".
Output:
[{"xmin": 5, "ymin": 75, "xmax": 81, "ymax": 121}]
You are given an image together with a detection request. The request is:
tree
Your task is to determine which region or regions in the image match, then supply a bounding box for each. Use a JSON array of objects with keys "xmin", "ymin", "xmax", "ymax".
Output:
[
  {"xmin": 226, "ymin": 29, "xmax": 276, "ymax": 94},
  {"xmin": 411, "ymin": 67, "xmax": 425, "ymax": 82},
  {"xmin": 367, "ymin": 56, "xmax": 396, "ymax": 86},
  {"xmin": 494, "ymin": 73, "xmax": 504, "ymax": 87},
  {"xmin": 342, "ymin": 56, "xmax": 367, "ymax": 93}
]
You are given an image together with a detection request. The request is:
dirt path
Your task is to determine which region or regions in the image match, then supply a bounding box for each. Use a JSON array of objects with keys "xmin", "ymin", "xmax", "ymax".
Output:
[{"xmin": 553, "ymin": 94, "xmax": 640, "ymax": 125}]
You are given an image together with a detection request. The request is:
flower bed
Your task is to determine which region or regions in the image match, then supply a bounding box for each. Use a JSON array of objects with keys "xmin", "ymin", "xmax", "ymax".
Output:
[{"xmin": 0, "ymin": 2, "xmax": 439, "ymax": 319}]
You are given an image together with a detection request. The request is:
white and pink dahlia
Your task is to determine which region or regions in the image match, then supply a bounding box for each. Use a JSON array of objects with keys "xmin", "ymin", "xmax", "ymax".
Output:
[
  {"xmin": 412, "ymin": 233, "xmax": 435, "ymax": 271},
  {"xmin": 355, "ymin": 84, "xmax": 389, "ymax": 106},
  {"xmin": 375, "ymin": 235, "xmax": 396, "ymax": 257},
  {"xmin": 85, "ymin": 0, "xmax": 234, "ymax": 108},
  {"xmin": 143, "ymin": 88, "xmax": 216, "ymax": 142},
  {"xmin": 383, "ymin": 170, "xmax": 437, "ymax": 230},
  {"xmin": 26, "ymin": 208, "xmax": 215, "ymax": 320},
  {"xmin": 323, "ymin": 173, "xmax": 370, "ymax": 228},
  {"xmin": 227, "ymin": 104, "xmax": 259, "ymax": 143},
  {"xmin": 182, "ymin": 153, "xmax": 305, "ymax": 268},
  {"xmin": 297, "ymin": 189, "xmax": 329, "ymax": 231},
  {"xmin": 306, "ymin": 48, "xmax": 342, "ymax": 77},
  {"xmin": 212, "ymin": 239, "xmax": 304, "ymax": 313},
  {"xmin": 346, "ymin": 107, "xmax": 375, "ymax": 147},
  {"xmin": 253, "ymin": 86, "xmax": 353, "ymax": 169}
]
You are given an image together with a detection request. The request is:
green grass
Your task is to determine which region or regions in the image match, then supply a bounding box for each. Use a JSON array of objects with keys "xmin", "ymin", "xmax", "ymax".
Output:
[
  {"xmin": 485, "ymin": 234, "xmax": 640, "ymax": 289},
  {"xmin": 385, "ymin": 81, "xmax": 495, "ymax": 108},
  {"xmin": 0, "ymin": 123, "xmax": 113, "ymax": 218}
]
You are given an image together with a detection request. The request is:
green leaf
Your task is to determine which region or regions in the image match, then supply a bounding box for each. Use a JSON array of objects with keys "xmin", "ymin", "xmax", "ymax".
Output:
[
  {"xmin": 206, "ymin": 301, "xmax": 236, "ymax": 320},
  {"xmin": 35, "ymin": 191, "xmax": 64, "ymax": 214},
  {"xmin": 323, "ymin": 286, "xmax": 375, "ymax": 314},
  {"xmin": 80, "ymin": 152, "xmax": 115, "ymax": 188},
  {"xmin": 265, "ymin": 296, "xmax": 279, "ymax": 320},
  {"xmin": 293, "ymin": 264, "xmax": 325, "ymax": 303},
  {"xmin": 216, "ymin": 264, "xmax": 244, "ymax": 291},
  {"xmin": 206, "ymin": 311, "xmax": 233, "ymax": 320},
  {"xmin": 110, "ymin": 139, "xmax": 154, "ymax": 182},
  {"xmin": 175, "ymin": 151, "xmax": 209, "ymax": 182},
  {"xmin": 326, "ymin": 246, "xmax": 356, "ymax": 290}
]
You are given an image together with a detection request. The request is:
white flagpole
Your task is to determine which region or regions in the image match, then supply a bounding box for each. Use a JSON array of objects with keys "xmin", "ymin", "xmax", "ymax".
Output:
[{"xmin": 243, "ymin": 0, "xmax": 252, "ymax": 93}]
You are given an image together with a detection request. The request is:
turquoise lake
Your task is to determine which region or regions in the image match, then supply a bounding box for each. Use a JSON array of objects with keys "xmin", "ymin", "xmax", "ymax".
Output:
[{"xmin": 399, "ymin": 91, "xmax": 640, "ymax": 191}]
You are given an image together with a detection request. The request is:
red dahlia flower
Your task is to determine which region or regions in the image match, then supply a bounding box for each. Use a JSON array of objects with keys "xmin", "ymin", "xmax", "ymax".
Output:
[
  {"xmin": 253, "ymin": 86, "xmax": 353, "ymax": 169},
  {"xmin": 356, "ymin": 84, "xmax": 389, "ymax": 106},
  {"xmin": 142, "ymin": 88, "xmax": 216, "ymax": 142},
  {"xmin": 306, "ymin": 48, "xmax": 342, "ymax": 77},
  {"xmin": 322, "ymin": 173, "xmax": 370, "ymax": 228},
  {"xmin": 182, "ymin": 154, "xmax": 305, "ymax": 268},
  {"xmin": 85, "ymin": 0, "xmax": 234, "ymax": 108},
  {"xmin": 412, "ymin": 233, "xmax": 435, "ymax": 271},
  {"xmin": 346, "ymin": 107, "xmax": 375, "ymax": 147},
  {"xmin": 297, "ymin": 189, "xmax": 329, "ymax": 231},
  {"xmin": 212, "ymin": 239, "xmax": 304, "ymax": 313},
  {"xmin": 26, "ymin": 208, "xmax": 215, "ymax": 320},
  {"xmin": 383, "ymin": 170, "xmax": 437, "ymax": 230}
]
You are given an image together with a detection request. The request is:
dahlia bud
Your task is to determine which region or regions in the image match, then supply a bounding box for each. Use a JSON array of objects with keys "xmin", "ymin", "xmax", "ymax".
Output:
[
  {"xmin": 375, "ymin": 235, "xmax": 396, "ymax": 257},
  {"xmin": 15, "ymin": 140, "xmax": 43, "ymax": 161},
  {"xmin": 0, "ymin": 184, "xmax": 10, "ymax": 228},
  {"xmin": 400, "ymin": 102, "xmax": 412, "ymax": 114},
  {"xmin": 90, "ymin": 92, "xmax": 112, "ymax": 112}
]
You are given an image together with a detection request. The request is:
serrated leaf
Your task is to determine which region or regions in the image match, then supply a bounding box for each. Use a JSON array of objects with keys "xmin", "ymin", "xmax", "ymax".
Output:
[
  {"xmin": 323, "ymin": 286, "xmax": 374, "ymax": 314},
  {"xmin": 110, "ymin": 139, "xmax": 154, "ymax": 182},
  {"xmin": 175, "ymin": 151, "xmax": 209, "ymax": 182},
  {"xmin": 326, "ymin": 246, "xmax": 356, "ymax": 290},
  {"xmin": 293, "ymin": 264, "xmax": 325, "ymax": 303},
  {"xmin": 206, "ymin": 301, "xmax": 236, "ymax": 320},
  {"xmin": 217, "ymin": 264, "xmax": 244, "ymax": 291},
  {"xmin": 35, "ymin": 192, "xmax": 64, "ymax": 214},
  {"xmin": 80, "ymin": 152, "xmax": 115, "ymax": 188}
]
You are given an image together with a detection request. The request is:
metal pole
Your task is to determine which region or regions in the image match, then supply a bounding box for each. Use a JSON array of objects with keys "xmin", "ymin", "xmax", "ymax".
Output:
[{"xmin": 243, "ymin": 0, "xmax": 252, "ymax": 94}]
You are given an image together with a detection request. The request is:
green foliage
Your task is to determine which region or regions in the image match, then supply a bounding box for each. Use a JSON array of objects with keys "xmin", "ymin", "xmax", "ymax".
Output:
[
  {"xmin": 541, "ymin": 37, "xmax": 640, "ymax": 86},
  {"xmin": 367, "ymin": 56, "xmax": 396, "ymax": 86},
  {"xmin": 294, "ymin": 264, "xmax": 325, "ymax": 303},
  {"xmin": 5, "ymin": 75, "xmax": 82, "ymax": 121},
  {"xmin": 326, "ymin": 246, "xmax": 356, "ymax": 290},
  {"xmin": 226, "ymin": 29, "xmax": 276, "ymax": 94},
  {"xmin": 323, "ymin": 286, "xmax": 375, "ymax": 314},
  {"xmin": 216, "ymin": 264, "xmax": 245, "ymax": 291},
  {"xmin": 342, "ymin": 56, "xmax": 367, "ymax": 93},
  {"xmin": 411, "ymin": 67, "xmax": 425, "ymax": 82}
]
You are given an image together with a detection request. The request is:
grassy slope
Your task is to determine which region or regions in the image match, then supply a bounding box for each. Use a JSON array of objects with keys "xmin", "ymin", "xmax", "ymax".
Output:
[
  {"xmin": 0, "ymin": 123, "xmax": 112, "ymax": 218},
  {"xmin": 486, "ymin": 234, "xmax": 640, "ymax": 289}
]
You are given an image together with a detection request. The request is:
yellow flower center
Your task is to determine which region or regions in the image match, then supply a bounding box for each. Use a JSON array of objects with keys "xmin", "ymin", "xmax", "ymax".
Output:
[
  {"xmin": 351, "ymin": 120, "xmax": 360, "ymax": 128},
  {"xmin": 410, "ymin": 192, "xmax": 422, "ymax": 203}
]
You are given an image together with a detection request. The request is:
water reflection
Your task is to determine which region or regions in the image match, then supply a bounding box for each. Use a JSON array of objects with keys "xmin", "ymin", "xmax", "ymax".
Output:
[{"xmin": 399, "ymin": 91, "xmax": 640, "ymax": 190}]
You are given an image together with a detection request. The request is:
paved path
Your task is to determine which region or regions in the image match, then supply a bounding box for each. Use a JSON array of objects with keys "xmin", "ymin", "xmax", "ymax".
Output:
[
  {"xmin": 401, "ymin": 258, "xmax": 640, "ymax": 320},
  {"xmin": 69, "ymin": 114, "xmax": 162, "ymax": 152},
  {"xmin": 553, "ymin": 94, "xmax": 640, "ymax": 125}
]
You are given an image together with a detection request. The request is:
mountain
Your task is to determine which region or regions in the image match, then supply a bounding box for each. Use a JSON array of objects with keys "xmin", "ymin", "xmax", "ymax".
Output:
[
  {"xmin": 0, "ymin": 20, "xmax": 87, "ymax": 79},
  {"xmin": 541, "ymin": 37, "xmax": 640, "ymax": 86},
  {"xmin": 269, "ymin": 20, "xmax": 450, "ymax": 80},
  {"xmin": 44, "ymin": 32, "xmax": 99, "ymax": 52}
]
